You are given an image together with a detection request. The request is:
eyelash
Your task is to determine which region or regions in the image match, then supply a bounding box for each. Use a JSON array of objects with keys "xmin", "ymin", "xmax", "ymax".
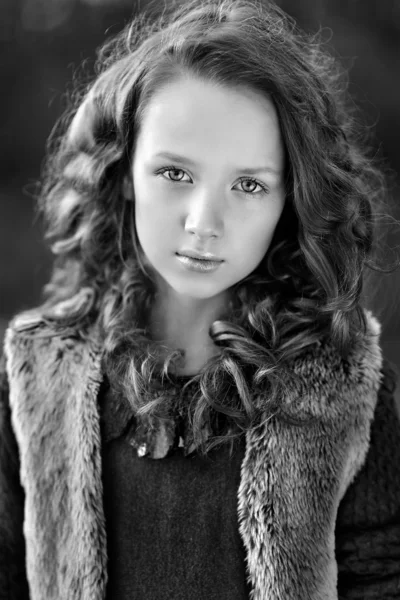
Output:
[{"xmin": 155, "ymin": 166, "xmax": 269, "ymax": 196}]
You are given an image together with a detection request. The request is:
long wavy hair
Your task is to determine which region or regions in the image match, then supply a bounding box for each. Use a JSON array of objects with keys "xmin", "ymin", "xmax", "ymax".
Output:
[{"xmin": 35, "ymin": 0, "xmax": 395, "ymax": 454}]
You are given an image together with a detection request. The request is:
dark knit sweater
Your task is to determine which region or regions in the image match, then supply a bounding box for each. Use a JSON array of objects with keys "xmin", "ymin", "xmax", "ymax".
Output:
[
  {"xmin": 334, "ymin": 361, "xmax": 400, "ymax": 598},
  {"xmin": 99, "ymin": 379, "xmax": 251, "ymax": 599}
]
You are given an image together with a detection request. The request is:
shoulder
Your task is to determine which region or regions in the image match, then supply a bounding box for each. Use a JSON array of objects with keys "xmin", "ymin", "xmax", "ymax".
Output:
[
  {"xmin": 279, "ymin": 309, "xmax": 384, "ymax": 422},
  {"xmin": 4, "ymin": 309, "xmax": 75, "ymax": 366},
  {"xmin": 3, "ymin": 310, "xmax": 104, "ymax": 446},
  {"xmin": 4, "ymin": 307, "xmax": 100, "ymax": 346},
  {"xmin": 3, "ymin": 309, "xmax": 102, "ymax": 392}
]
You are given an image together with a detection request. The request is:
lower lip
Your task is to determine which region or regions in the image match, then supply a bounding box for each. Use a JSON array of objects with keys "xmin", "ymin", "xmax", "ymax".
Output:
[{"xmin": 176, "ymin": 254, "xmax": 223, "ymax": 272}]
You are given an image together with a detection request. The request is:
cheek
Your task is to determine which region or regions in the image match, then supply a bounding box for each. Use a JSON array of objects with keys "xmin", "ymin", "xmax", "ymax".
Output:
[
  {"xmin": 134, "ymin": 187, "xmax": 176, "ymax": 254},
  {"xmin": 235, "ymin": 209, "xmax": 282, "ymax": 261}
]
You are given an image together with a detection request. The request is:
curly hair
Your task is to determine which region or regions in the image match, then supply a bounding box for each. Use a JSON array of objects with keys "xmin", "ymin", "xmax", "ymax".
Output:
[{"xmin": 35, "ymin": 0, "xmax": 395, "ymax": 455}]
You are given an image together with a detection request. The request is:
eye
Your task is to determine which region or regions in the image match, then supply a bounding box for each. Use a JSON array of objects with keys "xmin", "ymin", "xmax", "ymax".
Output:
[
  {"xmin": 156, "ymin": 166, "xmax": 192, "ymax": 183},
  {"xmin": 235, "ymin": 177, "xmax": 269, "ymax": 196}
]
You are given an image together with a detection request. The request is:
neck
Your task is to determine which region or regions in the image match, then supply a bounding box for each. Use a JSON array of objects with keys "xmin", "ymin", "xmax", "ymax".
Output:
[{"xmin": 149, "ymin": 283, "xmax": 230, "ymax": 375}]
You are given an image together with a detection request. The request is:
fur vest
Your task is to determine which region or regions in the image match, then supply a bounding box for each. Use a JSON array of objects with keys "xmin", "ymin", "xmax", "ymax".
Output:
[{"xmin": 2, "ymin": 308, "xmax": 385, "ymax": 599}]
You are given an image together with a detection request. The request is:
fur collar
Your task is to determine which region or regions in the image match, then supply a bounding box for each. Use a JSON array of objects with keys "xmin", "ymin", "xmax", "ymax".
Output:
[{"xmin": 4, "ymin": 309, "xmax": 383, "ymax": 599}]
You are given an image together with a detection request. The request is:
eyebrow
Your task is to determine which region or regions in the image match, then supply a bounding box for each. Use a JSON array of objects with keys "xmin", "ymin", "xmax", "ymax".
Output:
[{"xmin": 153, "ymin": 151, "xmax": 282, "ymax": 176}]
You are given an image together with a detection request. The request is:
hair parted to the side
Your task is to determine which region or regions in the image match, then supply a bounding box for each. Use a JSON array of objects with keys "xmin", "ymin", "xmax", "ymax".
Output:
[{"xmin": 35, "ymin": 0, "xmax": 397, "ymax": 455}]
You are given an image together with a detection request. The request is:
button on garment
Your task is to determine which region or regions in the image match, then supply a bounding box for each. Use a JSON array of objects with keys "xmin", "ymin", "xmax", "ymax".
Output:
[{"xmin": 99, "ymin": 379, "xmax": 251, "ymax": 600}]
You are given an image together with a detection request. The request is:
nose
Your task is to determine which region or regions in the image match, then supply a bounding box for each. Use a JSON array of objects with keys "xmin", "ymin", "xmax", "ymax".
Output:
[{"xmin": 184, "ymin": 189, "xmax": 224, "ymax": 240}]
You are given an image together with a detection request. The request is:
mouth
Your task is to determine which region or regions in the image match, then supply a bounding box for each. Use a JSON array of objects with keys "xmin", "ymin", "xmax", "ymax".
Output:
[
  {"xmin": 176, "ymin": 251, "xmax": 224, "ymax": 262},
  {"xmin": 175, "ymin": 252, "xmax": 223, "ymax": 273}
]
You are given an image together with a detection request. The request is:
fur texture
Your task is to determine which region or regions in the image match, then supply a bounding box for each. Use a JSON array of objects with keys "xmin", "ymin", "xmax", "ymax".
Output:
[{"xmin": 3, "ymin": 309, "xmax": 383, "ymax": 599}]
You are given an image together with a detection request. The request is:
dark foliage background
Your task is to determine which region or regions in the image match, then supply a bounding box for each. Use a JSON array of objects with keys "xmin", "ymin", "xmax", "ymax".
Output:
[{"xmin": 1, "ymin": 0, "xmax": 399, "ymax": 395}]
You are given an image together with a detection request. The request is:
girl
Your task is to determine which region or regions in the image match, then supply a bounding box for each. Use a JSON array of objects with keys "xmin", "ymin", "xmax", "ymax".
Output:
[{"xmin": 1, "ymin": 0, "xmax": 399, "ymax": 598}]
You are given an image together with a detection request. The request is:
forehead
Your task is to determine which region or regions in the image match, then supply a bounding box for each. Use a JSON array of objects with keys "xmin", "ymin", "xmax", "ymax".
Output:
[{"xmin": 135, "ymin": 76, "xmax": 285, "ymax": 170}]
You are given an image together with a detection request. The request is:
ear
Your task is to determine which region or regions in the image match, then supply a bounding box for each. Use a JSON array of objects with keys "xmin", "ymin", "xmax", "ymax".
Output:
[{"xmin": 122, "ymin": 175, "xmax": 134, "ymax": 201}]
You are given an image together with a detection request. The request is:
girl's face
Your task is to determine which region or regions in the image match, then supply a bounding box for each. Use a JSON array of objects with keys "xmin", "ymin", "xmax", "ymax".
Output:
[{"xmin": 130, "ymin": 76, "xmax": 286, "ymax": 301}]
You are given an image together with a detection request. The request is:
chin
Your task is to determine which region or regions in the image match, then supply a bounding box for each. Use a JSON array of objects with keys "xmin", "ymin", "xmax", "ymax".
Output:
[{"xmin": 166, "ymin": 275, "xmax": 228, "ymax": 300}]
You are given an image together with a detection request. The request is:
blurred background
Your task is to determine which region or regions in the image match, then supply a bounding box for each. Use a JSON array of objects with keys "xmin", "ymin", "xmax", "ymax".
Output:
[{"xmin": 1, "ymin": 0, "xmax": 400, "ymax": 392}]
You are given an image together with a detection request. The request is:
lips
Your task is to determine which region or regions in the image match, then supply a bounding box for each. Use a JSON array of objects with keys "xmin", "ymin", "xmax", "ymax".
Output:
[
  {"xmin": 176, "ymin": 253, "xmax": 223, "ymax": 273},
  {"xmin": 176, "ymin": 251, "xmax": 223, "ymax": 262}
]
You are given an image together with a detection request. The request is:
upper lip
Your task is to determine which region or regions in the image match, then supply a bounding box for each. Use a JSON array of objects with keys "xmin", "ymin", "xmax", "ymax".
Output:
[{"xmin": 177, "ymin": 249, "xmax": 223, "ymax": 262}]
